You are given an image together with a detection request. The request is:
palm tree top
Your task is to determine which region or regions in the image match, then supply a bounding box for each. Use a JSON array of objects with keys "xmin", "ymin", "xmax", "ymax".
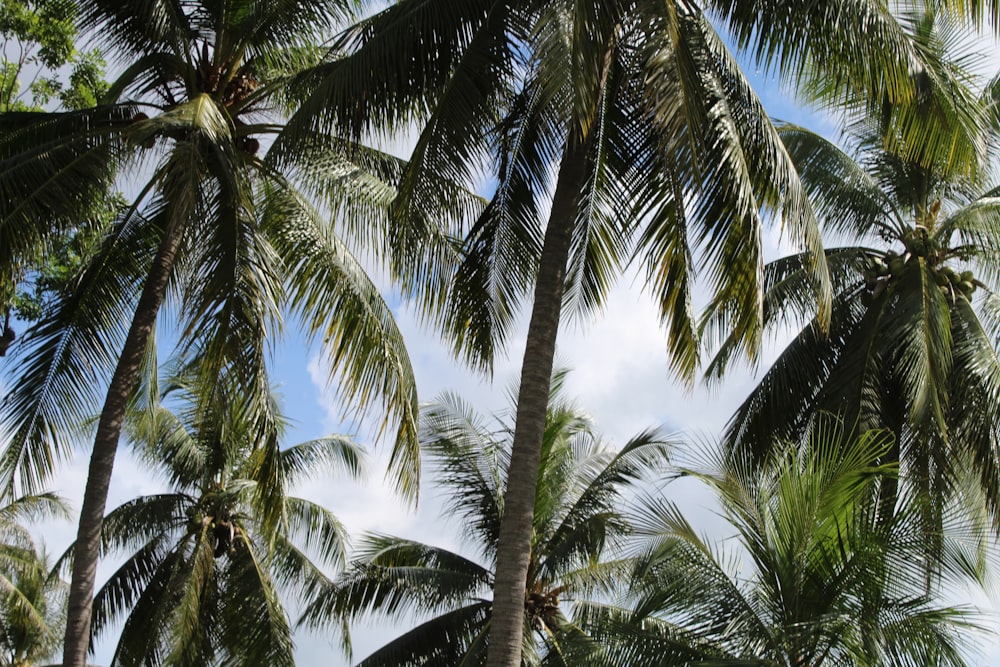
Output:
[
  {"xmin": 302, "ymin": 374, "xmax": 673, "ymax": 665},
  {"xmin": 588, "ymin": 418, "xmax": 992, "ymax": 667},
  {"xmin": 707, "ymin": 86, "xmax": 1000, "ymax": 541},
  {"xmin": 0, "ymin": 492, "xmax": 70, "ymax": 667},
  {"xmin": 64, "ymin": 367, "xmax": 364, "ymax": 667}
]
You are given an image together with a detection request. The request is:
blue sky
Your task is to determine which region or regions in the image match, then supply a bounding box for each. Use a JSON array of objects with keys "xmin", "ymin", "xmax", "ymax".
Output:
[{"xmin": 5, "ymin": 5, "xmax": 1000, "ymax": 666}]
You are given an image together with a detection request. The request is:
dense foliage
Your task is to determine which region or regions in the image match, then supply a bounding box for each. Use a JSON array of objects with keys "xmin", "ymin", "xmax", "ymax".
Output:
[
  {"xmin": 1, "ymin": 0, "xmax": 999, "ymax": 665},
  {"xmin": 581, "ymin": 419, "xmax": 990, "ymax": 666}
]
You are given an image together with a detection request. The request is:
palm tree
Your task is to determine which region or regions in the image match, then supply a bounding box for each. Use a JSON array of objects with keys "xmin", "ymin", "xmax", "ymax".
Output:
[
  {"xmin": 0, "ymin": 548, "xmax": 67, "ymax": 667},
  {"xmin": 61, "ymin": 366, "xmax": 364, "ymax": 667},
  {"xmin": 0, "ymin": 493, "xmax": 70, "ymax": 667},
  {"xmin": 300, "ymin": 372, "xmax": 672, "ymax": 665},
  {"xmin": 706, "ymin": 26, "xmax": 1000, "ymax": 541},
  {"xmin": 289, "ymin": 2, "xmax": 994, "ymax": 662},
  {"xmin": 578, "ymin": 418, "xmax": 990, "ymax": 666},
  {"xmin": 0, "ymin": 1, "xmax": 475, "ymax": 663}
]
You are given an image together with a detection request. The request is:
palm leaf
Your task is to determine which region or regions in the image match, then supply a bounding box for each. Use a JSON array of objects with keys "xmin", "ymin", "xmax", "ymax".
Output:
[
  {"xmin": 262, "ymin": 180, "xmax": 421, "ymax": 501},
  {"xmin": 312, "ymin": 535, "xmax": 490, "ymax": 624},
  {"xmin": 164, "ymin": 521, "xmax": 219, "ymax": 667},
  {"xmin": 539, "ymin": 429, "xmax": 672, "ymax": 581},
  {"xmin": 0, "ymin": 204, "xmax": 160, "ymax": 493},
  {"xmin": 282, "ymin": 496, "xmax": 351, "ymax": 572},
  {"xmin": 355, "ymin": 602, "xmax": 492, "ymax": 667},
  {"xmin": 279, "ymin": 436, "xmax": 367, "ymax": 487},
  {"xmin": 421, "ymin": 394, "xmax": 505, "ymax": 552}
]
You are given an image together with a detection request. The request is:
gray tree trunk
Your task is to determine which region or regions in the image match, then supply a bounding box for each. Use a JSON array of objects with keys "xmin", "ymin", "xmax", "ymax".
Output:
[
  {"xmin": 485, "ymin": 133, "xmax": 590, "ymax": 667},
  {"xmin": 61, "ymin": 211, "xmax": 187, "ymax": 667}
]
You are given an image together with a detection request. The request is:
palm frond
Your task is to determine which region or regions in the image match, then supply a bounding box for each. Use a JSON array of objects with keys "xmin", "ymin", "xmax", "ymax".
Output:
[
  {"xmin": 89, "ymin": 530, "xmax": 177, "ymax": 639},
  {"xmin": 306, "ymin": 534, "xmax": 490, "ymax": 626},
  {"xmin": 441, "ymin": 82, "xmax": 554, "ymax": 371},
  {"xmin": 286, "ymin": 0, "xmax": 505, "ymax": 139},
  {"xmin": 76, "ymin": 0, "xmax": 196, "ymax": 64},
  {"xmin": 0, "ymin": 107, "xmax": 128, "ymax": 281},
  {"xmin": 420, "ymin": 394, "xmax": 505, "ymax": 551},
  {"xmin": 355, "ymin": 602, "xmax": 492, "ymax": 667},
  {"xmin": 0, "ymin": 205, "xmax": 160, "ymax": 493},
  {"xmin": 279, "ymin": 436, "xmax": 367, "ymax": 487},
  {"xmin": 218, "ymin": 534, "xmax": 295, "ymax": 667},
  {"xmin": 163, "ymin": 521, "xmax": 218, "ymax": 667},
  {"xmin": 635, "ymin": 2, "xmax": 831, "ymax": 378},
  {"xmin": 708, "ymin": 0, "xmax": 991, "ymax": 176},
  {"xmin": 539, "ymin": 429, "xmax": 672, "ymax": 581},
  {"xmin": 777, "ymin": 124, "xmax": 903, "ymax": 240},
  {"xmin": 262, "ymin": 180, "xmax": 421, "ymax": 501},
  {"xmin": 282, "ymin": 496, "xmax": 351, "ymax": 572},
  {"xmin": 107, "ymin": 545, "xmax": 187, "ymax": 667}
]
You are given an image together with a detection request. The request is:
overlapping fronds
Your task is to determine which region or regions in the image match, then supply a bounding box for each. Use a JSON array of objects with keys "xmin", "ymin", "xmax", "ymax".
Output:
[
  {"xmin": 304, "ymin": 374, "xmax": 671, "ymax": 664},
  {"xmin": 595, "ymin": 422, "xmax": 988, "ymax": 666},
  {"xmin": 77, "ymin": 368, "xmax": 361, "ymax": 666},
  {"xmin": 715, "ymin": 117, "xmax": 1000, "ymax": 536}
]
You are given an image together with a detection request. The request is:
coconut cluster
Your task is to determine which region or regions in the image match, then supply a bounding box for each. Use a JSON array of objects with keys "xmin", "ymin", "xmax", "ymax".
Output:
[
  {"xmin": 863, "ymin": 225, "xmax": 976, "ymax": 303},
  {"xmin": 185, "ymin": 501, "xmax": 243, "ymax": 559},
  {"xmin": 935, "ymin": 266, "xmax": 977, "ymax": 301}
]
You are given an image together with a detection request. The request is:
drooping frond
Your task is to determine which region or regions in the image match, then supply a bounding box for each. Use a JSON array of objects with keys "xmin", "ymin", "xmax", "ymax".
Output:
[
  {"xmin": 218, "ymin": 534, "xmax": 295, "ymax": 667},
  {"xmin": 0, "ymin": 204, "xmax": 161, "ymax": 494},
  {"xmin": 707, "ymin": 0, "xmax": 992, "ymax": 177},
  {"xmin": 538, "ymin": 429, "xmax": 672, "ymax": 582},
  {"xmin": 261, "ymin": 179, "xmax": 421, "ymax": 500},
  {"xmin": 634, "ymin": 1, "xmax": 830, "ymax": 379}
]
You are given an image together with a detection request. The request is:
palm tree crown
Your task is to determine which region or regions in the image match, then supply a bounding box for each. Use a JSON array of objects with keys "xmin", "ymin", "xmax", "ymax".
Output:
[
  {"xmin": 580, "ymin": 419, "xmax": 990, "ymax": 667},
  {"xmin": 301, "ymin": 374, "xmax": 672, "ymax": 666},
  {"xmin": 0, "ymin": 1, "xmax": 452, "ymax": 662},
  {"xmin": 709, "ymin": 64, "xmax": 1000, "ymax": 535},
  {"xmin": 69, "ymin": 368, "xmax": 365, "ymax": 667},
  {"xmin": 2, "ymin": 0, "xmax": 426, "ymax": 498},
  {"xmin": 0, "ymin": 492, "xmax": 69, "ymax": 667}
]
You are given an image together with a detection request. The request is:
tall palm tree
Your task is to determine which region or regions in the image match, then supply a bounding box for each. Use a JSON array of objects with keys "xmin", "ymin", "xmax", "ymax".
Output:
[
  {"xmin": 705, "ymin": 26, "xmax": 1000, "ymax": 542},
  {"xmin": 288, "ymin": 0, "xmax": 993, "ymax": 662},
  {"xmin": 61, "ymin": 366, "xmax": 364, "ymax": 667},
  {"xmin": 300, "ymin": 373, "xmax": 672, "ymax": 665},
  {"xmin": 0, "ymin": 1, "xmax": 474, "ymax": 663},
  {"xmin": 0, "ymin": 493, "xmax": 69, "ymax": 667},
  {"xmin": 578, "ymin": 418, "xmax": 990, "ymax": 666}
]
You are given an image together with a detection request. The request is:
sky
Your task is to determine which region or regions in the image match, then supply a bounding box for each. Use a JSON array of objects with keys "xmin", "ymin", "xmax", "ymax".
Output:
[{"xmin": 6, "ymin": 5, "xmax": 1000, "ymax": 667}]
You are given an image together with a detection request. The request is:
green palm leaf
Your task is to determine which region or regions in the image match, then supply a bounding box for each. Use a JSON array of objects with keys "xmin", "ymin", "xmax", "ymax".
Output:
[
  {"xmin": 262, "ymin": 181, "xmax": 421, "ymax": 500},
  {"xmin": 356, "ymin": 603, "xmax": 492, "ymax": 667},
  {"xmin": 0, "ymin": 207, "xmax": 159, "ymax": 493},
  {"xmin": 719, "ymin": 103, "xmax": 1000, "ymax": 536}
]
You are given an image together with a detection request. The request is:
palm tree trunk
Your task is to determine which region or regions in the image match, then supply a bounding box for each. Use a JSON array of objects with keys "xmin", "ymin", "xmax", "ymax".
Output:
[
  {"xmin": 61, "ymin": 212, "xmax": 187, "ymax": 667},
  {"xmin": 485, "ymin": 132, "xmax": 590, "ymax": 667}
]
